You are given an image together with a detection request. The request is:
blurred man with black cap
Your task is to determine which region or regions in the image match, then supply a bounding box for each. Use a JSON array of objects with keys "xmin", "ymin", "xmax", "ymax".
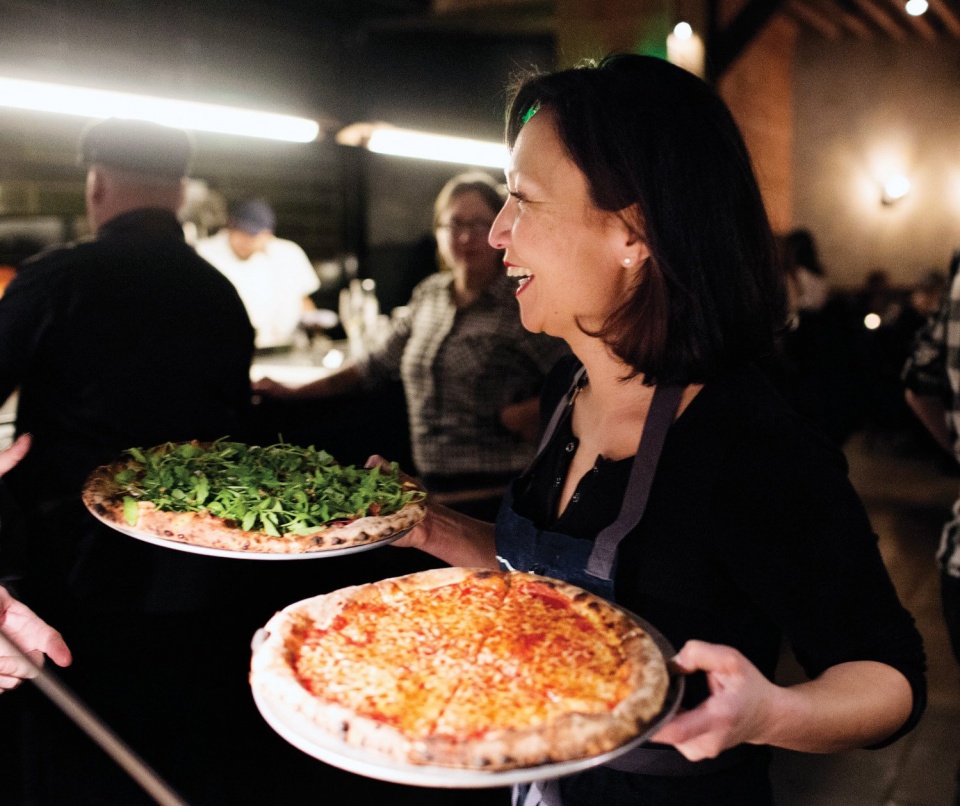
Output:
[
  {"xmin": 196, "ymin": 197, "xmax": 319, "ymax": 349},
  {"xmin": 0, "ymin": 118, "xmax": 255, "ymax": 804}
]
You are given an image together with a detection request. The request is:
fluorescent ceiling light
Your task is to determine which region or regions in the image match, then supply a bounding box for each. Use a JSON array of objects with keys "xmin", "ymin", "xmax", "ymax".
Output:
[
  {"xmin": 338, "ymin": 123, "xmax": 507, "ymax": 169},
  {"xmin": 0, "ymin": 77, "xmax": 320, "ymax": 142}
]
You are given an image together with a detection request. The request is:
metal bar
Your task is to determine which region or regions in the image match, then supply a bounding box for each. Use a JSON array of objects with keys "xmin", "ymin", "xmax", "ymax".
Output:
[{"xmin": 0, "ymin": 624, "xmax": 189, "ymax": 806}]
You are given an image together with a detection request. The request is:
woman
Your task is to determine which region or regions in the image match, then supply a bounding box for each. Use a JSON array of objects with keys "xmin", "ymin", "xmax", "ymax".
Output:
[
  {"xmin": 255, "ymin": 172, "xmax": 568, "ymax": 519},
  {"xmin": 386, "ymin": 55, "xmax": 925, "ymax": 804}
]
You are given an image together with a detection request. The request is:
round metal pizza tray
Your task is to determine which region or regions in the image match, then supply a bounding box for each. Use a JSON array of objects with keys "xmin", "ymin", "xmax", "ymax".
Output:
[
  {"xmin": 87, "ymin": 507, "xmax": 412, "ymax": 560},
  {"xmin": 249, "ymin": 611, "xmax": 685, "ymax": 788}
]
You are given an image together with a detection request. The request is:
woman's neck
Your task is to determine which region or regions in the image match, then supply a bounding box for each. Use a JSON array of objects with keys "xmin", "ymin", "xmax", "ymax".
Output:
[{"xmin": 569, "ymin": 336, "xmax": 702, "ymax": 427}]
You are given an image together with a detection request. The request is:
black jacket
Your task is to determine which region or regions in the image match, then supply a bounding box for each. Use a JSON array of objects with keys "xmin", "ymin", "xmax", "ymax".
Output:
[{"xmin": 0, "ymin": 208, "xmax": 255, "ymax": 612}]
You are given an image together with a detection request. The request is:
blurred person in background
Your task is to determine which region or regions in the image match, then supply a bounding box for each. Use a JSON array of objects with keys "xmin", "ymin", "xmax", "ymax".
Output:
[
  {"xmin": 0, "ymin": 434, "xmax": 72, "ymax": 694},
  {"xmin": 775, "ymin": 228, "xmax": 863, "ymax": 445},
  {"xmin": 255, "ymin": 172, "xmax": 568, "ymax": 520},
  {"xmin": 864, "ymin": 269, "xmax": 949, "ymax": 449},
  {"xmin": 196, "ymin": 198, "xmax": 320, "ymax": 350},
  {"xmin": 0, "ymin": 117, "xmax": 255, "ymax": 804},
  {"xmin": 903, "ymin": 258, "xmax": 960, "ymax": 806}
]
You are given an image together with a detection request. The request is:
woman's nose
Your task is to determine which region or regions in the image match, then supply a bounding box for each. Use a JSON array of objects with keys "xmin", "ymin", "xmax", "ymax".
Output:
[{"xmin": 489, "ymin": 202, "xmax": 512, "ymax": 250}]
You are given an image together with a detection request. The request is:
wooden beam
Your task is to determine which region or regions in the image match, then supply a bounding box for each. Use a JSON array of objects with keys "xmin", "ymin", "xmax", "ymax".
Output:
[
  {"xmin": 926, "ymin": 0, "xmax": 960, "ymax": 36},
  {"xmin": 786, "ymin": 0, "xmax": 843, "ymax": 36},
  {"xmin": 848, "ymin": 0, "xmax": 910, "ymax": 38},
  {"xmin": 832, "ymin": 0, "xmax": 879, "ymax": 36},
  {"xmin": 880, "ymin": 0, "xmax": 940, "ymax": 39},
  {"xmin": 707, "ymin": 0, "xmax": 788, "ymax": 81}
]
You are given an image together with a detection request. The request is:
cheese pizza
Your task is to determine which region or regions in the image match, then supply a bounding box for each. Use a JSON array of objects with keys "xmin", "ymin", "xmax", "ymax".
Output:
[{"xmin": 249, "ymin": 567, "xmax": 671, "ymax": 771}]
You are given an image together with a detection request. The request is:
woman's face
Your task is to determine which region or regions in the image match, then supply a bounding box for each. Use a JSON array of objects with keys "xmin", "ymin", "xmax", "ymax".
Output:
[
  {"xmin": 489, "ymin": 110, "xmax": 645, "ymax": 343},
  {"xmin": 435, "ymin": 189, "xmax": 501, "ymax": 286}
]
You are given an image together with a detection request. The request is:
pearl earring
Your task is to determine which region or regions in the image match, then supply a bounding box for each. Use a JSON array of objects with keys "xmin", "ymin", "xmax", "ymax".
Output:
[{"xmin": 622, "ymin": 257, "xmax": 632, "ymax": 266}]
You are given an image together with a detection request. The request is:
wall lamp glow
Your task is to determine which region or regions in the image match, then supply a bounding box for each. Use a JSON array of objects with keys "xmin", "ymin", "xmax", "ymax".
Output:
[
  {"xmin": 336, "ymin": 122, "xmax": 508, "ymax": 169},
  {"xmin": 905, "ymin": 0, "xmax": 928, "ymax": 15},
  {"xmin": 881, "ymin": 174, "xmax": 911, "ymax": 205},
  {"xmin": 0, "ymin": 77, "xmax": 321, "ymax": 142}
]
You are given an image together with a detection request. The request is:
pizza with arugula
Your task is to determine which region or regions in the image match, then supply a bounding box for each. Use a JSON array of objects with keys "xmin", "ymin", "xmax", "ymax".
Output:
[{"xmin": 82, "ymin": 439, "xmax": 427, "ymax": 554}]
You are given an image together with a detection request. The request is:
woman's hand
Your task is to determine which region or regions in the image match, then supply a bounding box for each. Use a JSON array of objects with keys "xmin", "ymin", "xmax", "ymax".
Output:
[
  {"xmin": 651, "ymin": 640, "xmax": 779, "ymax": 761},
  {"xmin": 364, "ymin": 455, "xmax": 428, "ymax": 550},
  {"xmin": 0, "ymin": 586, "xmax": 73, "ymax": 692},
  {"xmin": 364, "ymin": 455, "xmax": 498, "ymax": 567},
  {"xmin": 652, "ymin": 640, "xmax": 914, "ymax": 759}
]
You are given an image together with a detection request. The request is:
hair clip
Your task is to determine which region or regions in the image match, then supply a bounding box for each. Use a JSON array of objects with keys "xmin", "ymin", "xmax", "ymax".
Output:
[{"xmin": 521, "ymin": 102, "xmax": 541, "ymax": 126}]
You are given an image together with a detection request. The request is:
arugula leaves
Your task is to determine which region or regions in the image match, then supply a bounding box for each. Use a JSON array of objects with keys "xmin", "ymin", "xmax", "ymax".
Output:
[{"xmin": 114, "ymin": 439, "xmax": 423, "ymax": 536}]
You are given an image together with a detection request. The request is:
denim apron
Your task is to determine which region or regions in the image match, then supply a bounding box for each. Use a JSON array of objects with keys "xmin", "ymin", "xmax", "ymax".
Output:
[{"xmin": 495, "ymin": 370, "xmax": 735, "ymax": 806}]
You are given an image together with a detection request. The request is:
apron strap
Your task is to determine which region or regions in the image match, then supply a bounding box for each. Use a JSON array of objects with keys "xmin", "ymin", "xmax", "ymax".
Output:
[
  {"xmin": 535, "ymin": 366, "xmax": 587, "ymax": 456},
  {"xmin": 586, "ymin": 383, "xmax": 684, "ymax": 580}
]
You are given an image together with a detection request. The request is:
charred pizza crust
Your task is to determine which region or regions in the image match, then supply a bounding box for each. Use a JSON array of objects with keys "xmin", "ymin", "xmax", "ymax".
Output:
[
  {"xmin": 82, "ymin": 450, "xmax": 427, "ymax": 554},
  {"xmin": 249, "ymin": 568, "xmax": 670, "ymax": 771}
]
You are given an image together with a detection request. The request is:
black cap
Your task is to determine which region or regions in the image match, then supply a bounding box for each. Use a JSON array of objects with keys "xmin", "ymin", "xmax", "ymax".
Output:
[
  {"xmin": 229, "ymin": 199, "xmax": 276, "ymax": 234},
  {"xmin": 79, "ymin": 118, "xmax": 194, "ymax": 178}
]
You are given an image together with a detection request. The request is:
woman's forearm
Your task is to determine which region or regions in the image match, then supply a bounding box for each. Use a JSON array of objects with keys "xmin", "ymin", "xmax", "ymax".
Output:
[
  {"xmin": 403, "ymin": 503, "xmax": 499, "ymax": 570},
  {"xmin": 758, "ymin": 661, "xmax": 914, "ymax": 753},
  {"xmin": 654, "ymin": 643, "xmax": 916, "ymax": 761}
]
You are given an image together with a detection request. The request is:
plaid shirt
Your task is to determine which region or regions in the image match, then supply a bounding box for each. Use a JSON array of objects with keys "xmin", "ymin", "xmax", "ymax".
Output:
[
  {"xmin": 359, "ymin": 272, "xmax": 568, "ymax": 476},
  {"xmin": 903, "ymin": 266, "xmax": 960, "ymax": 576}
]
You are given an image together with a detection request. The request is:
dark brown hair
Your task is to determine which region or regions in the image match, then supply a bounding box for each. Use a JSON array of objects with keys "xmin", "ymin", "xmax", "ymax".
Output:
[{"xmin": 506, "ymin": 54, "xmax": 786, "ymax": 384}]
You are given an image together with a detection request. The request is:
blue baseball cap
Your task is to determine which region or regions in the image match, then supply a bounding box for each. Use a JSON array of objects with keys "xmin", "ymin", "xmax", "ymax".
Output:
[{"xmin": 229, "ymin": 199, "xmax": 276, "ymax": 235}]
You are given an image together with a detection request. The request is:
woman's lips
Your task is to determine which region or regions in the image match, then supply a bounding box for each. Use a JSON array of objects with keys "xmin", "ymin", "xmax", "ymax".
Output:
[{"xmin": 505, "ymin": 262, "xmax": 533, "ymax": 295}]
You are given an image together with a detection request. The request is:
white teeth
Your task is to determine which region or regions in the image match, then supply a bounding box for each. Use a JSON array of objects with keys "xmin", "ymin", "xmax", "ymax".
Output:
[
  {"xmin": 517, "ymin": 276, "xmax": 532, "ymax": 290},
  {"xmin": 506, "ymin": 266, "xmax": 531, "ymax": 278}
]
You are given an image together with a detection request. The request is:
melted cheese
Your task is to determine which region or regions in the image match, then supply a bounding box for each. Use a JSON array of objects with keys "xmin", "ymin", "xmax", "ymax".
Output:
[{"xmin": 433, "ymin": 578, "xmax": 630, "ymax": 737}]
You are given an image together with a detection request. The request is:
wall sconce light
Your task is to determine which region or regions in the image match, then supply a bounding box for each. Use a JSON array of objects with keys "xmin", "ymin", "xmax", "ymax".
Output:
[
  {"xmin": 905, "ymin": 0, "xmax": 928, "ymax": 16},
  {"xmin": 336, "ymin": 122, "xmax": 507, "ymax": 169},
  {"xmin": 881, "ymin": 174, "xmax": 911, "ymax": 206}
]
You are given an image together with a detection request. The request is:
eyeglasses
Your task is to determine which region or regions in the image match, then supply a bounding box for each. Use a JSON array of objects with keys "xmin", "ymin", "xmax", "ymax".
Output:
[{"xmin": 436, "ymin": 219, "xmax": 494, "ymax": 237}]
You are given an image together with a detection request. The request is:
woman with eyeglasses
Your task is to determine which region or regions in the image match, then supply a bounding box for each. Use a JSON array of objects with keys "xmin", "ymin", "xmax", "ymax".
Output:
[{"xmin": 255, "ymin": 172, "xmax": 568, "ymax": 519}]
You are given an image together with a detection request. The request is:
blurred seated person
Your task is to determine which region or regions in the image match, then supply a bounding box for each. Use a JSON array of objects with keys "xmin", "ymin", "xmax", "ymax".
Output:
[
  {"xmin": 255, "ymin": 172, "xmax": 569, "ymax": 519},
  {"xmin": 782, "ymin": 229, "xmax": 829, "ymax": 316},
  {"xmin": 196, "ymin": 198, "xmax": 319, "ymax": 350},
  {"xmin": 774, "ymin": 229, "xmax": 863, "ymax": 445}
]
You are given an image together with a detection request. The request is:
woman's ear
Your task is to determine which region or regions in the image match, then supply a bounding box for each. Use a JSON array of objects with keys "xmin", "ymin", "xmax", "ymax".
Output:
[
  {"xmin": 624, "ymin": 235, "xmax": 651, "ymax": 269},
  {"xmin": 620, "ymin": 206, "xmax": 651, "ymax": 269}
]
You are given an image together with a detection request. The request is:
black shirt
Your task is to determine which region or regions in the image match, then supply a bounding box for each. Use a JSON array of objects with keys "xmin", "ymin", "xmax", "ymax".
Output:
[{"xmin": 515, "ymin": 355, "xmax": 926, "ymax": 746}]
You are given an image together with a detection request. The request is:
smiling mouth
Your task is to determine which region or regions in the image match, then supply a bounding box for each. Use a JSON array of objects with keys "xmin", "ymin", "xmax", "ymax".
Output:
[{"xmin": 506, "ymin": 265, "xmax": 533, "ymax": 291}]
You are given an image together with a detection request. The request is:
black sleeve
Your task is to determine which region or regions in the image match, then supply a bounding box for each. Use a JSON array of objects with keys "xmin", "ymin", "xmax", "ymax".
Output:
[{"xmin": 717, "ymin": 407, "xmax": 926, "ymax": 747}]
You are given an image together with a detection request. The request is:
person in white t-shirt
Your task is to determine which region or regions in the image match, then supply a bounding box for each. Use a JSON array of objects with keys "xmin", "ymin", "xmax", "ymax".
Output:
[{"xmin": 196, "ymin": 199, "xmax": 320, "ymax": 349}]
